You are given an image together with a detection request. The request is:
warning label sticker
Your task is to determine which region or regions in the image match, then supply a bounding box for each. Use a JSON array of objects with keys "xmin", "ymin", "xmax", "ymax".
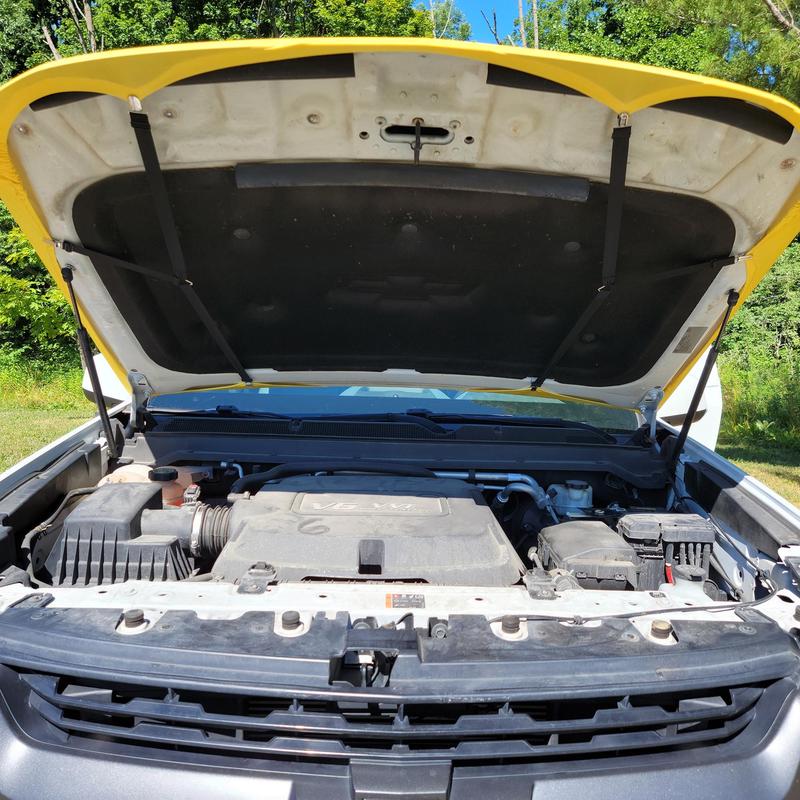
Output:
[{"xmin": 386, "ymin": 593, "xmax": 426, "ymax": 609}]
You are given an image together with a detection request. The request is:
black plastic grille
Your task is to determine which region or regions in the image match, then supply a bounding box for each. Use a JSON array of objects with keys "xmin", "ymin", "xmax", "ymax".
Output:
[
  {"xmin": 21, "ymin": 671, "xmax": 767, "ymax": 764},
  {"xmin": 157, "ymin": 417, "xmax": 448, "ymax": 439}
]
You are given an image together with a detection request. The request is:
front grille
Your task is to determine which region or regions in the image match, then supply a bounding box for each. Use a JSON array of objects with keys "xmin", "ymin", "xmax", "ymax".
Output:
[{"xmin": 20, "ymin": 670, "xmax": 768, "ymax": 764}]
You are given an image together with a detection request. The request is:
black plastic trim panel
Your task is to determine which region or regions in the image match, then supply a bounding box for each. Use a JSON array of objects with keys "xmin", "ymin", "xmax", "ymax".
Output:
[
  {"xmin": 0, "ymin": 443, "xmax": 103, "ymax": 570},
  {"xmin": 486, "ymin": 64, "xmax": 585, "ymax": 96},
  {"xmin": 685, "ymin": 460, "xmax": 800, "ymax": 558},
  {"xmin": 172, "ymin": 54, "xmax": 355, "ymax": 85},
  {"xmin": 29, "ymin": 91, "xmax": 103, "ymax": 111},
  {"xmin": 654, "ymin": 97, "xmax": 794, "ymax": 144},
  {"xmin": 122, "ymin": 432, "xmax": 671, "ymax": 488}
]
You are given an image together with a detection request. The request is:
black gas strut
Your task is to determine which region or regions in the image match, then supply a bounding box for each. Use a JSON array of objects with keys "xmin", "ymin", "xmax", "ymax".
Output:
[
  {"xmin": 60, "ymin": 266, "xmax": 120, "ymax": 460},
  {"xmin": 669, "ymin": 288, "xmax": 739, "ymax": 468}
]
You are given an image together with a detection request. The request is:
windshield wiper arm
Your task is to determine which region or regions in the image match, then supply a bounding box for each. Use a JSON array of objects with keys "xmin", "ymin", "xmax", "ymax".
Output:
[
  {"xmin": 404, "ymin": 410, "xmax": 617, "ymax": 441},
  {"xmin": 304, "ymin": 412, "xmax": 452, "ymax": 435},
  {"xmin": 152, "ymin": 405, "xmax": 291, "ymax": 418},
  {"xmin": 150, "ymin": 408, "xmax": 453, "ymax": 435},
  {"xmin": 151, "ymin": 406, "xmax": 613, "ymax": 440}
]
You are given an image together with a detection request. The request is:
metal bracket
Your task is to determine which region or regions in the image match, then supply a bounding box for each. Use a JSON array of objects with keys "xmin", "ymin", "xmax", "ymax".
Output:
[
  {"xmin": 784, "ymin": 556, "xmax": 800, "ymax": 587},
  {"xmin": 637, "ymin": 387, "xmax": 664, "ymax": 443},
  {"xmin": 412, "ymin": 117, "xmax": 422, "ymax": 165},
  {"xmin": 522, "ymin": 569, "xmax": 558, "ymax": 600},
  {"xmin": 237, "ymin": 562, "xmax": 277, "ymax": 594}
]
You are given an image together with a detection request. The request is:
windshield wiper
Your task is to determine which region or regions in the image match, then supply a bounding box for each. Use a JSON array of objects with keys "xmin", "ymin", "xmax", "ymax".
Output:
[
  {"xmin": 153, "ymin": 405, "xmax": 292, "ymax": 419},
  {"xmin": 403, "ymin": 409, "xmax": 617, "ymax": 442},
  {"xmin": 152, "ymin": 406, "xmax": 616, "ymax": 440},
  {"xmin": 151, "ymin": 407, "xmax": 454, "ymax": 435}
]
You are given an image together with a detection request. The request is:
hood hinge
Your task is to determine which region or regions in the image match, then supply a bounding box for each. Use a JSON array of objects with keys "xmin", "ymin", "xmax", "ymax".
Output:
[
  {"xmin": 637, "ymin": 387, "xmax": 664, "ymax": 445},
  {"xmin": 128, "ymin": 369, "xmax": 154, "ymax": 432}
]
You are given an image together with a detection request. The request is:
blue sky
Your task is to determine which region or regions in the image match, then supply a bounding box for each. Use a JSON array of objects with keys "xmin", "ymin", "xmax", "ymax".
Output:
[{"xmin": 458, "ymin": 0, "xmax": 518, "ymax": 43}]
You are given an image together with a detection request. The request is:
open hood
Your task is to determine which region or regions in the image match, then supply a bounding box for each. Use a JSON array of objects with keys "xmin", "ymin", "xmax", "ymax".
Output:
[{"xmin": 2, "ymin": 39, "xmax": 800, "ymax": 409}]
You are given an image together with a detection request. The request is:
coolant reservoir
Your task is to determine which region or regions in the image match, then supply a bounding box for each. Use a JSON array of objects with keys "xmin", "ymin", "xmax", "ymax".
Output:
[
  {"xmin": 148, "ymin": 466, "xmax": 185, "ymax": 506},
  {"xmin": 547, "ymin": 480, "xmax": 593, "ymax": 516},
  {"xmin": 98, "ymin": 463, "xmax": 204, "ymax": 507},
  {"xmin": 97, "ymin": 463, "xmax": 151, "ymax": 485}
]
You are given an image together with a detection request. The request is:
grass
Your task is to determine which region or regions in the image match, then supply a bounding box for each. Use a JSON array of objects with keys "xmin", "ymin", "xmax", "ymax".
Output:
[
  {"xmin": 0, "ymin": 360, "xmax": 799, "ymax": 508},
  {"xmin": 0, "ymin": 363, "xmax": 95, "ymax": 473},
  {"xmin": 715, "ymin": 442, "xmax": 800, "ymax": 507},
  {"xmin": 714, "ymin": 355, "xmax": 800, "ymax": 507}
]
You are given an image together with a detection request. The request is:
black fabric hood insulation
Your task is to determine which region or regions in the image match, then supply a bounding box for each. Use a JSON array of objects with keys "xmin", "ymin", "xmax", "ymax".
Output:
[{"xmin": 71, "ymin": 163, "xmax": 736, "ymax": 386}]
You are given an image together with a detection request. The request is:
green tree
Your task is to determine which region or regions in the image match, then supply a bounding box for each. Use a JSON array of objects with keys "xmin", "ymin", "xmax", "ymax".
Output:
[
  {"xmin": 519, "ymin": 0, "xmax": 800, "ymax": 105},
  {"xmin": 429, "ymin": 0, "xmax": 471, "ymax": 39},
  {"xmin": 723, "ymin": 243, "xmax": 800, "ymax": 361},
  {"xmin": 522, "ymin": 0, "xmax": 714, "ymax": 73},
  {"xmin": 0, "ymin": 205, "xmax": 76, "ymax": 364},
  {"xmin": 0, "ymin": 0, "xmax": 54, "ymax": 81},
  {"xmin": 30, "ymin": 0, "xmax": 435, "ymax": 55},
  {"xmin": 640, "ymin": 0, "xmax": 800, "ymax": 104}
]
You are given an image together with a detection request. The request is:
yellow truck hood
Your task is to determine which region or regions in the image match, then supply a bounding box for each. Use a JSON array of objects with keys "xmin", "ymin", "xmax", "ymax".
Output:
[{"xmin": 1, "ymin": 39, "xmax": 800, "ymax": 409}]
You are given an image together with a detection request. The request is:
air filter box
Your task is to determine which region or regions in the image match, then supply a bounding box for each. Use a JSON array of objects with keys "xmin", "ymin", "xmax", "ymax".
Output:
[{"xmin": 45, "ymin": 482, "xmax": 190, "ymax": 585}]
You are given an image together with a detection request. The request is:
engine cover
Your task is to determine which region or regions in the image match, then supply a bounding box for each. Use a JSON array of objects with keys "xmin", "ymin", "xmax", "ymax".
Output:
[{"xmin": 211, "ymin": 476, "xmax": 525, "ymax": 585}]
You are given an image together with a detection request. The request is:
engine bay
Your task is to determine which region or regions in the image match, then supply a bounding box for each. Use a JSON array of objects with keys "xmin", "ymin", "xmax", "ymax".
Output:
[{"xmin": 31, "ymin": 461, "xmax": 726, "ymax": 602}]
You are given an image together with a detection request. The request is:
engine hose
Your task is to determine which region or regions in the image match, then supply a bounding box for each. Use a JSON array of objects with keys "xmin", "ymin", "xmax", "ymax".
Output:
[
  {"xmin": 193, "ymin": 504, "xmax": 231, "ymax": 558},
  {"xmin": 230, "ymin": 461, "xmax": 436, "ymax": 494},
  {"xmin": 141, "ymin": 504, "xmax": 231, "ymax": 558}
]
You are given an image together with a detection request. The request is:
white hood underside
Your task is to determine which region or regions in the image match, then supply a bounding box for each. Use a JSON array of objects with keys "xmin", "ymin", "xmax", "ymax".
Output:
[{"xmin": 8, "ymin": 50, "xmax": 799, "ymax": 406}]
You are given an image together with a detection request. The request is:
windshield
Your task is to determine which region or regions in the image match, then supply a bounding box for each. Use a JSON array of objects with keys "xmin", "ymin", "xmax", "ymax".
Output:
[{"xmin": 149, "ymin": 387, "xmax": 639, "ymax": 431}]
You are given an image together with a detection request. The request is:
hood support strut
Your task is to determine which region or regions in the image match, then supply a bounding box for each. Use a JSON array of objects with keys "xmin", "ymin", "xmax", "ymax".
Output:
[
  {"xmin": 127, "ymin": 108, "xmax": 253, "ymax": 384},
  {"xmin": 532, "ymin": 116, "xmax": 631, "ymax": 390},
  {"xmin": 60, "ymin": 266, "xmax": 119, "ymax": 460},
  {"xmin": 669, "ymin": 288, "xmax": 739, "ymax": 467}
]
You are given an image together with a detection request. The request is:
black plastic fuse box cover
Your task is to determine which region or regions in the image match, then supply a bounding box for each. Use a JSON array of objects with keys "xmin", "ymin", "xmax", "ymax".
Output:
[{"xmin": 618, "ymin": 513, "xmax": 715, "ymax": 543}]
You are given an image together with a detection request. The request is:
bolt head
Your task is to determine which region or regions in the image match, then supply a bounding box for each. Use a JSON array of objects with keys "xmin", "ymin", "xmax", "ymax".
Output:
[
  {"xmin": 123, "ymin": 608, "xmax": 145, "ymax": 628},
  {"xmin": 501, "ymin": 615, "xmax": 521, "ymax": 634},
  {"xmin": 738, "ymin": 624, "xmax": 757, "ymax": 635},
  {"xmin": 430, "ymin": 621, "xmax": 448, "ymax": 639},
  {"xmin": 282, "ymin": 610, "xmax": 301, "ymax": 630},
  {"xmin": 650, "ymin": 618, "xmax": 673, "ymax": 639}
]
